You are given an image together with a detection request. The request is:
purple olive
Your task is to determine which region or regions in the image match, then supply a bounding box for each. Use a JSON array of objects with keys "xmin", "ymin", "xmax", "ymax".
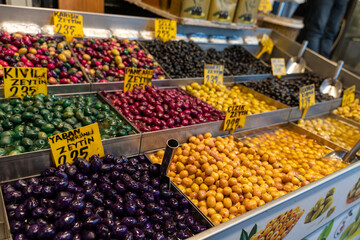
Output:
[
  {"xmin": 134, "ymin": 198, "xmax": 145, "ymax": 209},
  {"xmin": 132, "ymin": 228, "xmax": 145, "ymax": 239},
  {"xmin": 69, "ymin": 200, "xmax": 85, "ymax": 212},
  {"xmin": 6, "ymin": 203, "xmax": 18, "ymax": 212},
  {"xmin": 151, "ymin": 213, "xmax": 163, "ymax": 222},
  {"xmin": 177, "ymin": 221, "xmax": 187, "ymax": 230},
  {"xmin": 5, "ymin": 191, "xmax": 22, "ymax": 203},
  {"xmin": 115, "ymin": 182, "xmax": 126, "ymax": 194},
  {"xmin": 146, "ymin": 202, "xmax": 160, "ymax": 213},
  {"xmin": 38, "ymin": 225, "xmax": 56, "ymax": 239},
  {"xmin": 54, "ymin": 230, "xmax": 72, "ymax": 240},
  {"xmin": 142, "ymin": 192, "xmax": 155, "ymax": 203},
  {"xmin": 153, "ymin": 223, "xmax": 162, "ymax": 232},
  {"xmin": 44, "ymin": 208, "xmax": 55, "ymax": 220},
  {"xmin": 112, "ymin": 225, "xmax": 128, "ymax": 237},
  {"xmin": 94, "ymin": 206, "xmax": 105, "ymax": 216},
  {"xmin": 90, "ymin": 155, "xmax": 102, "ymax": 172},
  {"xmin": 84, "ymin": 215, "xmax": 101, "ymax": 229},
  {"xmin": 169, "ymin": 198, "xmax": 179, "ymax": 209},
  {"xmin": 66, "ymin": 165, "xmax": 78, "ymax": 178},
  {"xmin": 104, "ymin": 154, "xmax": 116, "ymax": 163},
  {"xmin": 91, "ymin": 192, "xmax": 104, "ymax": 206},
  {"xmin": 121, "ymin": 217, "xmax": 137, "ymax": 227},
  {"xmin": 26, "ymin": 197, "xmax": 39, "ymax": 210},
  {"xmin": 74, "ymin": 193, "xmax": 85, "ymax": 201},
  {"xmin": 136, "ymin": 215, "xmax": 148, "ymax": 227},
  {"xmin": 96, "ymin": 224, "xmax": 110, "ymax": 238},
  {"xmin": 185, "ymin": 215, "xmax": 195, "ymax": 226},
  {"xmin": 153, "ymin": 232, "xmax": 165, "ymax": 240},
  {"xmin": 191, "ymin": 224, "xmax": 207, "ymax": 233},
  {"xmin": 100, "ymin": 164, "xmax": 112, "ymax": 173},
  {"xmin": 176, "ymin": 230, "xmax": 190, "ymax": 239},
  {"xmin": 162, "ymin": 210, "xmax": 171, "ymax": 219},
  {"xmin": 32, "ymin": 206, "xmax": 46, "ymax": 218},
  {"xmin": 143, "ymin": 227, "xmax": 155, "ymax": 238},
  {"xmin": 135, "ymin": 209, "xmax": 146, "ymax": 217},
  {"xmin": 10, "ymin": 220, "xmax": 22, "ymax": 234},
  {"xmin": 102, "ymin": 218, "xmax": 115, "ymax": 227},
  {"xmin": 75, "ymin": 158, "xmax": 91, "ymax": 174},
  {"xmin": 42, "ymin": 185, "xmax": 56, "ymax": 197},
  {"xmin": 56, "ymin": 212, "xmax": 76, "ymax": 230},
  {"xmin": 55, "ymin": 170, "xmax": 68, "ymax": 180},
  {"xmin": 163, "ymin": 220, "xmax": 176, "ymax": 234},
  {"xmin": 23, "ymin": 185, "xmax": 34, "ymax": 197},
  {"xmin": 82, "ymin": 208, "xmax": 93, "ymax": 219},
  {"xmin": 41, "ymin": 167, "xmax": 56, "ymax": 177},
  {"xmin": 15, "ymin": 206, "xmax": 26, "ymax": 220},
  {"xmin": 13, "ymin": 233, "xmax": 27, "ymax": 240},
  {"xmin": 73, "ymin": 220, "xmax": 83, "ymax": 233},
  {"xmin": 26, "ymin": 224, "xmax": 41, "ymax": 238},
  {"xmin": 56, "ymin": 196, "xmax": 73, "ymax": 210},
  {"xmin": 72, "ymin": 234, "xmax": 81, "ymax": 240}
]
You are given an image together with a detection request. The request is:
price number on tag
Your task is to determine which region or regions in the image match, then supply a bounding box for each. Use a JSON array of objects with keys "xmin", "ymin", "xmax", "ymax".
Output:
[
  {"xmin": 204, "ymin": 64, "xmax": 224, "ymax": 85},
  {"xmin": 4, "ymin": 67, "xmax": 47, "ymax": 99},
  {"xmin": 258, "ymin": 0, "xmax": 272, "ymax": 12},
  {"xmin": 54, "ymin": 11, "xmax": 84, "ymax": 42},
  {"xmin": 155, "ymin": 19, "xmax": 177, "ymax": 42},
  {"xmin": 342, "ymin": 85, "xmax": 356, "ymax": 107},
  {"xmin": 299, "ymin": 84, "xmax": 315, "ymax": 110},
  {"xmin": 124, "ymin": 68, "xmax": 153, "ymax": 92},
  {"xmin": 223, "ymin": 105, "xmax": 248, "ymax": 133},
  {"xmin": 48, "ymin": 123, "xmax": 104, "ymax": 166},
  {"xmin": 271, "ymin": 58, "xmax": 286, "ymax": 78}
]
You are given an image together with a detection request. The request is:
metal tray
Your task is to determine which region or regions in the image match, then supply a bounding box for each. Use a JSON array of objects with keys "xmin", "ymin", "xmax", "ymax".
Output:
[
  {"xmin": 294, "ymin": 113, "xmax": 360, "ymax": 156},
  {"xmin": 0, "ymin": 154, "xmax": 213, "ymax": 240},
  {"xmin": 0, "ymin": 92, "xmax": 141, "ymax": 182}
]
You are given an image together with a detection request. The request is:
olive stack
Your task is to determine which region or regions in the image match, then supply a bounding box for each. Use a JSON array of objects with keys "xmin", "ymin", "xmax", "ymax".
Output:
[
  {"xmin": 242, "ymin": 74, "xmax": 335, "ymax": 107},
  {"xmin": 141, "ymin": 40, "xmax": 271, "ymax": 78}
]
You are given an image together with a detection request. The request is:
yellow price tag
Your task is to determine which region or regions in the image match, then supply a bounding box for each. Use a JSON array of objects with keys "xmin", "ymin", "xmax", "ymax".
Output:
[
  {"xmin": 3, "ymin": 67, "xmax": 47, "ymax": 99},
  {"xmin": 223, "ymin": 105, "xmax": 248, "ymax": 133},
  {"xmin": 342, "ymin": 85, "xmax": 356, "ymax": 107},
  {"xmin": 299, "ymin": 84, "xmax": 315, "ymax": 118},
  {"xmin": 271, "ymin": 58, "xmax": 286, "ymax": 78},
  {"xmin": 48, "ymin": 123, "xmax": 104, "ymax": 167},
  {"xmin": 256, "ymin": 34, "xmax": 274, "ymax": 58},
  {"xmin": 54, "ymin": 11, "xmax": 84, "ymax": 43},
  {"xmin": 155, "ymin": 18, "xmax": 177, "ymax": 42},
  {"xmin": 258, "ymin": 0, "xmax": 272, "ymax": 13},
  {"xmin": 204, "ymin": 64, "xmax": 224, "ymax": 85},
  {"xmin": 123, "ymin": 68, "xmax": 153, "ymax": 92}
]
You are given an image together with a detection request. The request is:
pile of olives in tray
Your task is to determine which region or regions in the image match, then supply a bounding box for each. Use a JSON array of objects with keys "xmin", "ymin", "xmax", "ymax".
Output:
[
  {"xmin": 0, "ymin": 94, "xmax": 135, "ymax": 156},
  {"xmin": 242, "ymin": 74, "xmax": 335, "ymax": 107},
  {"xmin": 141, "ymin": 40, "xmax": 271, "ymax": 79}
]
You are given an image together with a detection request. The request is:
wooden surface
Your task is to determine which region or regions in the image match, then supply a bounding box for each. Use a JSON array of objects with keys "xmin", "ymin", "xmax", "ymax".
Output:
[{"xmin": 58, "ymin": 0, "xmax": 104, "ymax": 13}]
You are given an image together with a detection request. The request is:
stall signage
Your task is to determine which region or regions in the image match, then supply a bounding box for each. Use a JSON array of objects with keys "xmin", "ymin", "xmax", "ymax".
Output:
[
  {"xmin": 299, "ymin": 84, "xmax": 315, "ymax": 118},
  {"xmin": 123, "ymin": 68, "xmax": 153, "ymax": 92},
  {"xmin": 54, "ymin": 11, "xmax": 84, "ymax": 42},
  {"xmin": 342, "ymin": 85, "xmax": 356, "ymax": 107},
  {"xmin": 155, "ymin": 18, "xmax": 177, "ymax": 42},
  {"xmin": 258, "ymin": 0, "xmax": 272, "ymax": 13},
  {"xmin": 223, "ymin": 105, "xmax": 248, "ymax": 133},
  {"xmin": 271, "ymin": 58, "xmax": 286, "ymax": 78},
  {"xmin": 204, "ymin": 64, "xmax": 224, "ymax": 85},
  {"xmin": 3, "ymin": 67, "xmax": 47, "ymax": 99},
  {"xmin": 48, "ymin": 123, "xmax": 104, "ymax": 167}
]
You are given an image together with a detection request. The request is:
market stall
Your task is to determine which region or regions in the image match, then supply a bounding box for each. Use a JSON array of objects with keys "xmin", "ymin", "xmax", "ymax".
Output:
[{"xmin": 0, "ymin": 4, "xmax": 359, "ymax": 240}]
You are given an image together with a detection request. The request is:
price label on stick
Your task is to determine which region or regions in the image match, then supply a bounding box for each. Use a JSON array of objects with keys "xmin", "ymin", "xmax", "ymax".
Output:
[
  {"xmin": 54, "ymin": 11, "xmax": 84, "ymax": 42},
  {"xmin": 271, "ymin": 58, "xmax": 286, "ymax": 78},
  {"xmin": 258, "ymin": 0, "xmax": 272, "ymax": 13},
  {"xmin": 204, "ymin": 64, "xmax": 224, "ymax": 85},
  {"xmin": 223, "ymin": 105, "xmax": 248, "ymax": 133},
  {"xmin": 155, "ymin": 18, "xmax": 177, "ymax": 42},
  {"xmin": 4, "ymin": 67, "xmax": 47, "ymax": 99},
  {"xmin": 48, "ymin": 123, "xmax": 104, "ymax": 167},
  {"xmin": 256, "ymin": 34, "xmax": 274, "ymax": 58},
  {"xmin": 342, "ymin": 85, "xmax": 356, "ymax": 107},
  {"xmin": 299, "ymin": 84, "xmax": 315, "ymax": 118},
  {"xmin": 123, "ymin": 68, "xmax": 153, "ymax": 92}
]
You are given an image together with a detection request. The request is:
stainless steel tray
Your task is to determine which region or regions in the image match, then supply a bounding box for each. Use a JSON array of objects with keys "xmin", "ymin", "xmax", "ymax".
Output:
[
  {"xmin": 0, "ymin": 92, "xmax": 141, "ymax": 182},
  {"xmin": 0, "ymin": 154, "xmax": 213, "ymax": 240}
]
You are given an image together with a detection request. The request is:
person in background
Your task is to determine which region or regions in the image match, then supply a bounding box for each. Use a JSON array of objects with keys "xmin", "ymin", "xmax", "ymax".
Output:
[{"xmin": 297, "ymin": 0, "xmax": 350, "ymax": 59}]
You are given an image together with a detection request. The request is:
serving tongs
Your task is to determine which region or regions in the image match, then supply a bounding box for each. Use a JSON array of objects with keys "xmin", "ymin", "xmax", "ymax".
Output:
[{"xmin": 322, "ymin": 139, "xmax": 360, "ymax": 163}]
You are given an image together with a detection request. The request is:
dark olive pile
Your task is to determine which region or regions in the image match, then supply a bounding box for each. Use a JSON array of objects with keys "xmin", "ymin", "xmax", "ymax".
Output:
[
  {"xmin": 141, "ymin": 40, "xmax": 270, "ymax": 78},
  {"xmin": 0, "ymin": 94, "xmax": 135, "ymax": 156},
  {"xmin": 3, "ymin": 155, "xmax": 208, "ymax": 240},
  {"xmin": 141, "ymin": 40, "xmax": 206, "ymax": 78},
  {"xmin": 205, "ymin": 46, "xmax": 271, "ymax": 75},
  {"xmin": 242, "ymin": 74, "xmax": 334, "ymax": 107}
]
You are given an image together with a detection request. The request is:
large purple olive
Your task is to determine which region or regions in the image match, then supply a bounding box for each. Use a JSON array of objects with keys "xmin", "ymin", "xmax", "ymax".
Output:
[
  {"xmin": 90, "ymin": 155, "xmax": 102, "ymax": 171},
  {"xmin": 23, "ymin": 185, "xmax": 34, "ymax": 197},
  {"xmin": 43, "ymin": 176, "xmax": 60, "ymax": 186},
  {"xmin": 163, "ymin": 220, "xmax": 176, "ymax": 234},
  {"xmin": 5, "ymin": 191, "xmax": 22, "ymax": 203},
  {"xmin": 121, "ymin": 217, "xmax": 137, "ymax": 227},
  {"xmin": 91, "ymin": 192, "xmax": 104, "ymax": 206},
  {"xmin": 132, "ymin": 228, "xmax": 145, "ymax": 239},
  {"xmin": 10, "ymin": 220, "xmax": 22, "ymax": 233},
  {"xmin": 151, "ymin": 213, "xmax": 164, "ymax": 222},
  {"xmin": 69, "ymin": 200, "xmax": 85, "ymax": 212},
  {"xmin": 75, "ymin": 158, "xmax": 91, "ymax": 174},
  {"xmin": 33, "ymin": 185, "xmax": 43, "ymax": 196},
  {"xmin": 57, "ymin": 179, "xmax": 69, "ymax": 191},
  {"xmin": 162, "ymin": 210, "xmax": 171, "ymax": 219},
  {"xmin": 57, "ymin": 164, "xmax": 66, "ymax": 172},
  {"xmin": 136, "ymin": 215, "xmax": 148, "ymax": 227},
  {"xmin": 96, "ymin": 224, "xmax": 110, "ymax": 238},
  {"xmin": 72, "ymin": 234, "xmax": 81, "ymax": 240},
  {"xmin": 42, "ymin": 185, "xmax": 56, "ymax": 197},
  {"xmin": 185, "ymin": 215, "xmax": 195, "ymax": 226},
  {"xmin": 153, "ymin": 223, "xmax": 162, "ymax": 232},
  {"xmin": 177, "ymin": 221, "xmax": 187, "ymax": 230},
  {"xmin": 169, "ymin": 198, "xmax": 179, "ymax": 209},
  {"xmin": 82, "ymin": 208, "xmax": 93, "ymax": 219},
  {"xmin": 176, "ymin": 230, "xmax": 191, "ymax": 239},
  {"xmin": 142, "ymin": 192, "xmax": 155, "ymax": 203},
  {"xmin": 65, "ymin": 165, "xmax": 77, "ymax": 178},
  {"xmin": 13, "ymin": 233, "xmax": 27, "ymax": 240},
  {"xmin": 102, "ymin": 218, "xmax": 114, "ymax": 227},
  {"xmin": 153, "ymin": 232, "xmax": 165, "ymax": 240},
  {"xmin": 104, "ymin": 154, "xmax": 116, "ymax": 163},
  {"xmin": 26, "ymin": 223, "xmax": 41, "ymax": 238},
  {"xmin": 94, "ymin": 206, "xmax": 105, "ymax": 216},
  {"xmin": 32, "ymin": 206, "xmax": 46, "ymax": 218},
  {"xmin": 41, "ymin": 167, "xmax": 56, "ymax": 177},
  {"xmin": 134, "ymin": 198, "xmax": 145, "ymax": 209},
  {"xmin": 192, "ymin": 224, "xmax": 207, "ymax": 233},
  {"xmin": 56, "ymin": 212, "xmax": 76, "ymax": 230},
  {"xmin": 74, "ymin": 193, "xmax": 85, "ymax": 201},
  {"xmin": 143, "ymin": 227, "xmax": 155, "ymax": 238},
  {"xmin": 112, "ymin": 225, "xmax": 128, "ymax": 237},
  {"xmin": 36, "ymin": 218, "xmax": 48, "ymax": 226},
  {"xmin": 26, "ymin": 197, "xmax": 39, "ymax": 210},
  {"xmin": 56, "ymin": 196, "xmax": 73, "ymax": 210},
  {"xmin": 38, "ymin": 225, "xmax": 56, "ymax": 239},
  {"xmin": 15, "ymin": 206, "xmax": 26, "ymax": 220},
  {"xmin": 146, "ymin": 203, "xmax": 160, "ymax": 213},
  {"xmin": 124, "ymin": 232, "xmax": 134, "ymax": 240},
  {"xmin": 110, "ymin": 170, "xmax": 120, "ymax": 180},
  {"xmin": 114, "ymin": 182, "xmax": 126, "ymax": 194},
  {"xmin": 44, "ymin": 208, "xmax": 55, "ymax": 220},
  {"xmin": 6, "ymin": 203, "xmax": 18, "ymax": 212},
  {"xmin": 84, "ymin": 215, "xmax": 101, "ymax": 228},
  {"xmin": 100, "ymin": 164, "xmax": 112, "ymax": 173},
  {"xmin": 54, "ymin": 230, "xmax": 72, "ymax": 240},
  {"xmin": 135, "ymin": 209, "xmax": 146, "ymax": 217},
  {"xmin": 3, "ymin": 184, "xmax": 16, "ymax": 194}
]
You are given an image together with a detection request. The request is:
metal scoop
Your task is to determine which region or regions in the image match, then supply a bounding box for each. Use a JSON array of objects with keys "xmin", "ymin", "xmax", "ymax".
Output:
[
  {"xmin": 320, "ymin": 61, "xmax": 344, "ymax": 98},
  {"xmin": 286, "ymin": 40, "xmax": 308, "ymax": 74},
  {"xmin": 322, "ymin": 139, "xmax": 360, "ymax": 163}
]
